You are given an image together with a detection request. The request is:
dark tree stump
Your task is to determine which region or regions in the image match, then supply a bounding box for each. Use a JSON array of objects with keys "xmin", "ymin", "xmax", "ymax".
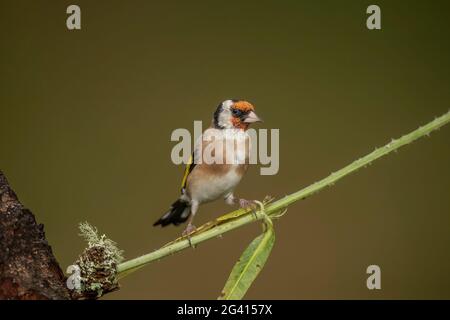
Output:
[{"xmin": 0, "ymin": 171, "xmax": 70, "ymax": 300}]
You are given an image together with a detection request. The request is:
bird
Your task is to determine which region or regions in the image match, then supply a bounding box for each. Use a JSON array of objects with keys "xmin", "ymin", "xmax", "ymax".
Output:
[{"xmin": 153, "ymin": 99, "xmax": 263, "ymax": 237}]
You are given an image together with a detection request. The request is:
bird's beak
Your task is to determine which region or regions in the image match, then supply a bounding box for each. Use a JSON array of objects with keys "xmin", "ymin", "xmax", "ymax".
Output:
[{"xmin": 243, "ymin": 111, "xmax": 263, "ymax": 123}]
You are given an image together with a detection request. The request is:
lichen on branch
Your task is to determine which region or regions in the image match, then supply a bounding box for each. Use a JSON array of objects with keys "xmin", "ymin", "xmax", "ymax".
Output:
[{"xmin": 70, "ymin": 222, "xmax": 124, "ymax": 299}]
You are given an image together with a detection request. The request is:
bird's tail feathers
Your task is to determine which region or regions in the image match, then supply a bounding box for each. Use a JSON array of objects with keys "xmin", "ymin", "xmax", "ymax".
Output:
[{"xmin": 153, "ymin": 199, "xmax": 191, "ymax": 227}]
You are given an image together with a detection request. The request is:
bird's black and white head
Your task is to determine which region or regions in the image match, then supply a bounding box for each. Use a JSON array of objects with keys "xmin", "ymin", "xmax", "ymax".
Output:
[{"xmin": 213, "ymin": 99, "xmax": 262, "ymax": 130}]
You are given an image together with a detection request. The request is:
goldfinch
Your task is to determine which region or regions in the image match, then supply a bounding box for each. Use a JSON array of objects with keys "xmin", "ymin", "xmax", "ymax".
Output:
[{"xmin": 153, "ymin": 99, "xmax": 262, "ymax": 236}]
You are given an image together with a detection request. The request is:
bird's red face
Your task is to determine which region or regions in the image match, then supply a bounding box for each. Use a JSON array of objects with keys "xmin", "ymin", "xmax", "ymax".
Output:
[{"xmin": 213, "ymin": 99, "xmax": 262, "ymax": 130}]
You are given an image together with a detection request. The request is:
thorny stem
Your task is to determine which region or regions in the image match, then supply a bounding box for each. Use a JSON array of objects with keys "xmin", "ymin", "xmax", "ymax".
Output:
[{"xmin": 116, "ymin": 110, "xmax": 450, "ymax": 277}]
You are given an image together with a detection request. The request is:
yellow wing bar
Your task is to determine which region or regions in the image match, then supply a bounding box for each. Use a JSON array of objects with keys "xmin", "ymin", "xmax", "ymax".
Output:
[{"xmin": 180, "ymin": 154, "xmax": 194, "ymax": 190}]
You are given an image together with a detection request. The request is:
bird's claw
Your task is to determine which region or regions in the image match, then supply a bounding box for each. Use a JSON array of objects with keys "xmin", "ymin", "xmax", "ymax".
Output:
[
  {"xmin": 182, "ymin": 223, "xmax": 197, "ymax": 248},
  {"xmin": 239, "ymin": 199, "xmax": 257, "ymax": 209},
  {"xmin": 239, "ymin": 199, "xmax": 259, "ymax": 219}
]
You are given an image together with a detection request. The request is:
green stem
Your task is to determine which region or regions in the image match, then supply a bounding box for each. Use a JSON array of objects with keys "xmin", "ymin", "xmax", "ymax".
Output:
[{"xmin": 117, "ymin": 110, "xmax": 450, "ymax": 276}]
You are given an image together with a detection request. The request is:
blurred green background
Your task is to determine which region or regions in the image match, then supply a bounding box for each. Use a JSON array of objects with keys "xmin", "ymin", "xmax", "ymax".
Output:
[{"xmin": 1, "ymin": 0, "xmax": 449, "ymax": 299}]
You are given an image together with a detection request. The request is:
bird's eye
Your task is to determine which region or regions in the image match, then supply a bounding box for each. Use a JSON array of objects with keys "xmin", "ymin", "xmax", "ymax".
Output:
[{"xmin": 232, "ymin": 108, "xmax": 243, "ymax": 117}]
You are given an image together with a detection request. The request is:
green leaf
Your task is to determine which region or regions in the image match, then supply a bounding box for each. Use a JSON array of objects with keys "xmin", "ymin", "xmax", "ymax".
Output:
[{"xmin": 218, "ymin": 220, "xmax": 275, "ymax": 300}]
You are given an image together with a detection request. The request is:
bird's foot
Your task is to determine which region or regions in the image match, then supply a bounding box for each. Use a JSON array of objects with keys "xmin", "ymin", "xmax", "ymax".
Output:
[
  {"xmin": 182, "ymin": 223, "xmax": 197, "ymax": 248},
  {"xmin": 239, "ymin": 198, "xmax": 257, "ymax": 209},
  {"xmin": 239, "ymin": 199, "xmax": 259, "ymax": 219},
  {"xmin": 182, "ymin": 223, "xmax": 197, "ymax": 236}
]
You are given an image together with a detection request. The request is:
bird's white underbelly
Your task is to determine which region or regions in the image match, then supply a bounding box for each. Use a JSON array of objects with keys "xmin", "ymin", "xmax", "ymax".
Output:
[{"xmin": 191, "ymin": 166, "xmax": 243, "ymax": 203}]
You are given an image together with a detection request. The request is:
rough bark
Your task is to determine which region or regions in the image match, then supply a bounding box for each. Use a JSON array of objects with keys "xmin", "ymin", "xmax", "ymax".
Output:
[{"xmin": 0, "ymin": 171, "xmax": 70, "ymax": 300}]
